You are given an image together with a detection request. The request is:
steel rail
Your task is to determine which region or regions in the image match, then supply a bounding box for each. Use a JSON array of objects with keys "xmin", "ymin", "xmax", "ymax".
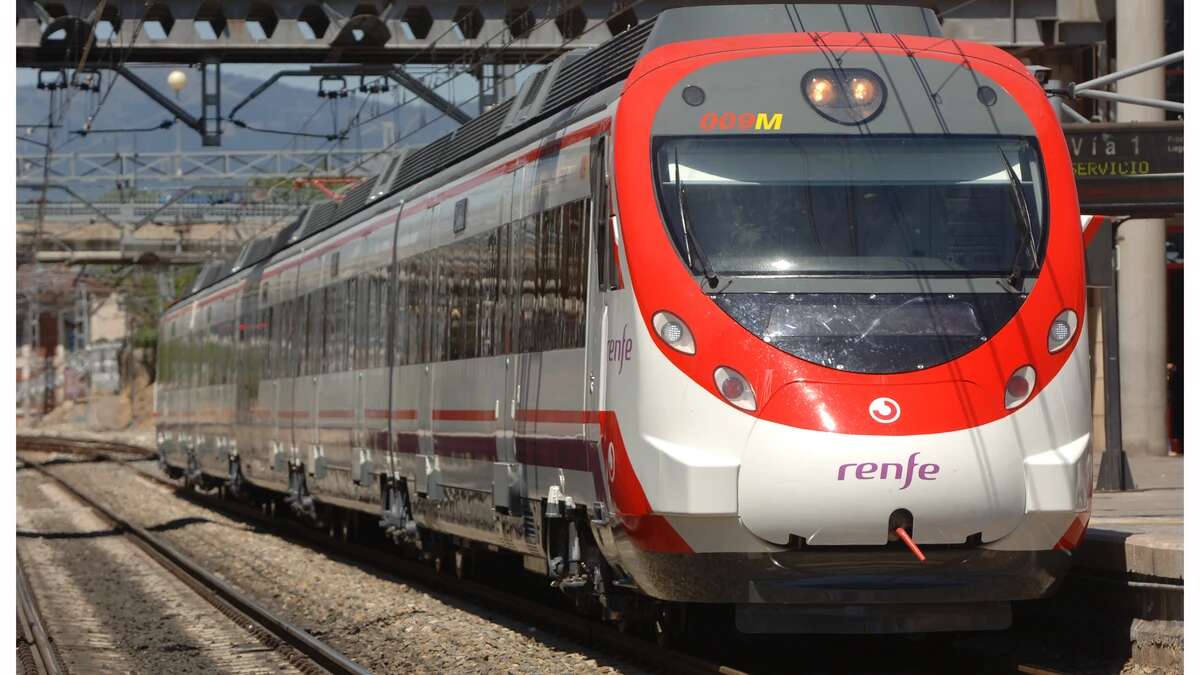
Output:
[
  {"xmin": 16, "ymin": 558, "xmax": 65, "ymax": 675},
  {"xmin": 21, "ymin": 436, "xmax": 1088, "ymax": 675},
  {"xmin": 21, "ymin": 455, "xmax": 372, "ymax": 675},
  {"xmin": 132, "ymin": 462, "xmax": 747, "ymax": 675},
  {"xmin": 17, "ymin": 436, "xmax": 744, "ymax": 675}
]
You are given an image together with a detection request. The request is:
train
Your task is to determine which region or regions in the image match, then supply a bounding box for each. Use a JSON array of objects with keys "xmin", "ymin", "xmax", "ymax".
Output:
[{"xmin": 157, "ymin": 3, "xmax": 1092, "ymax": 636}]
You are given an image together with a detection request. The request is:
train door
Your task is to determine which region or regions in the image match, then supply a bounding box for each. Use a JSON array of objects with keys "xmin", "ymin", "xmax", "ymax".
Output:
[
  {"xmin": 583, "ymin": 137, "xmax": 614, "ymax": 509},
  {"xmin": 351, "ymin": 268, "xmax": 368, "ymax": 486},
  {"xmin": 510, "ymin": 162, "xmax": 542, "ymax": 504},
  {"xmin": 234, "ymin": 276, "xmax": 261, "ymax": 479},
  {"xmin": 280, "ymin": 266, "xmax": 302, "ymax": 480},
  {"xmin": 415, "ymin": 213, "xmax": 437, "ymax": 497},
  {"xmin": 495, "ymin": 195, "xmax": 521, "ymax": 513},
  {"xmin": 308, "ymin": 282, "xmax": 323, "ymax": 478}
]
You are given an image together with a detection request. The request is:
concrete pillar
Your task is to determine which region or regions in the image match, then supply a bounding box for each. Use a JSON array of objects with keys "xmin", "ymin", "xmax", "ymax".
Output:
[{"xmin": 1115, "ymin": 0, "xmax": 1168, "ymax": 455}]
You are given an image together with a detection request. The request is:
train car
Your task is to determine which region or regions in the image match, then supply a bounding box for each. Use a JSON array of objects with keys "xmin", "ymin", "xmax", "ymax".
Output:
[{"xmin": 158, "ymin": 3, "xmax": 1091, "ymax": 635}]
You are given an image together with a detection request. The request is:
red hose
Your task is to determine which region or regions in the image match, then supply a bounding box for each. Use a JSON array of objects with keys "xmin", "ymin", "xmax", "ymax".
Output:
[{"xmin": 895, "ymin": 527, "xmax": 926, "ymax": 562}]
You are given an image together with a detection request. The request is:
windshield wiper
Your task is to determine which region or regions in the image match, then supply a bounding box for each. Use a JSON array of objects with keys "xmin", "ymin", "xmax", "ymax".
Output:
[
  {"xmin": 674, "ymin": 148, "xmax": 719, "ymax": 289},
  {"xmin": 998, "ymin": 146, "xmax": 1039, "ymax": 292}
]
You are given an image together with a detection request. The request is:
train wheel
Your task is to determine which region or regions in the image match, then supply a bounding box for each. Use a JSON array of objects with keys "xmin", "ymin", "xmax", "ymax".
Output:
[{"xmin": 434, "ymin": 553, "xmax": 446, "ymax": 575}]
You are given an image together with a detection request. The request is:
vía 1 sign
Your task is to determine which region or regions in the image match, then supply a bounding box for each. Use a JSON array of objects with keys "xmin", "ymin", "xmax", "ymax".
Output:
[{"xmin": 1064, "ymin": 121, "xmax": 1183, "ymax": 217}]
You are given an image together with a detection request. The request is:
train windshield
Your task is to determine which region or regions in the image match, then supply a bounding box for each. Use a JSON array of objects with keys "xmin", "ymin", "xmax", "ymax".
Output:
[{"xmin": 654, "ymin": 135, "xmax": 1046, "ymax": 280}]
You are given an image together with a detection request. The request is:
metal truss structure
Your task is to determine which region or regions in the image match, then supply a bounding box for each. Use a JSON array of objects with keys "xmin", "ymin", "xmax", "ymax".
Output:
[
  {"xmin": 17, "ymin": 0, "xmax": 647, "ymax": 65},
  {"xmin": 16, "ymin": 0, "xmax": 1124, "ymax": 66},
  {"xmin": 17, "ymin": 146, "xmax": 395, "ymax": 184},
  {"xmin": 17, "ymin": 200, "xmax": 304, "ymax": 227}
]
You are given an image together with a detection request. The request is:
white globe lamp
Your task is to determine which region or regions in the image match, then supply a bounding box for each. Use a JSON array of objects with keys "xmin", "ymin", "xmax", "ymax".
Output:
[{"xmin": 167, "ymin": 70, "xmax": 188, "ymax": 97}]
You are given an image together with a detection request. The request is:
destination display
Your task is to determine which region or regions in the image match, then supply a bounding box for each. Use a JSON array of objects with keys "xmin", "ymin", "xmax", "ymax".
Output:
[{"xmin": 1065, "ymin": 121, "xmax": 1183, "ymax": 217}]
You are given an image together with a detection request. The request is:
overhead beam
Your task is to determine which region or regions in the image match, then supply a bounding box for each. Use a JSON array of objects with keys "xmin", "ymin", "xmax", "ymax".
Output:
[
  {"xmin": 115, "ymin": 64, "xmax": 222, "ymax": 145},
  {"xmin": 16, "ymin": 0, "xmax": 630, "ymax": 66},
  {"xmin": 34, "ymin": 250, "xmax": 216, "ymax": 266},
  {"xmin": 228, "ymin": 65, "xmax": 471, "ymax": 126},
  {"xmin": 16, "ymin": 146, "xmax": 395, "ymax": 183},
  {"xmin": 385, "ymin": 69, "xmax": 472, "ymax": 124},
  {"xmin": 16, "ymin": 182, "xmax": 123, "ymax": 230}
]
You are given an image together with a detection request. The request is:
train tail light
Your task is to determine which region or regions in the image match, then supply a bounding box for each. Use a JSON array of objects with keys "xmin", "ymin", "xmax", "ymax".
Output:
[
  {"xmin": 714, "ymin": 366, "xmax": 756, "ymax": 411},
  {"xmin": 653, "ymin": 311, "xmax": 695, "ymax": 355},
  {"xmin": 1047, "ymin": 309, "xmax": 1078, "ymax": 353},
  {"xmin": 1004, "ymin": 365, "xmax": 1036, "ymax": 410}
]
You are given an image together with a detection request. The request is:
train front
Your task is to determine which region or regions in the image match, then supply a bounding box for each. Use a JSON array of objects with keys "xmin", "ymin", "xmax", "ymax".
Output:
[{"xmin": 604, "ymin": 26, "xmax": 1090, "ymax": 632}]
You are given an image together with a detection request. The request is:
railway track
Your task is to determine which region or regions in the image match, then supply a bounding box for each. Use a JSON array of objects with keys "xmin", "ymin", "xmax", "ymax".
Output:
[
  {"xmin": 16, "ymin": 434, "xmax": 156, "ymax": 460},
  {"xmin": 17, "ymin": 435, "xmax": 744, "ymax": 675},
  {"xmin": 17, "ymin": 450, "xmax": 370, "ymax": 675},
  {"xmin": 18, "ymin": 436, "xmax": 1083, "ymax": 675},
  {"xmin": 17, "ymin": 555, "xmax": 64, "ymax": 675}
]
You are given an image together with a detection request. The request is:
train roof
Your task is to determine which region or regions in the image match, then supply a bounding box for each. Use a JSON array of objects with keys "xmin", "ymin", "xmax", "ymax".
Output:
[{"xmin": 168, "ymin": 3, "xmax": 942, "ymax": 313}]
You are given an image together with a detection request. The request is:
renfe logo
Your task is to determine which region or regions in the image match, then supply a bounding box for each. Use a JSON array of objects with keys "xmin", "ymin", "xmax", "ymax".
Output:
[
  {"xmin": 868, "ymin": 396, "xmax": 901, "ymax": 423},
  {"xmin": 838, "ymin": 452, "xmax": 940, "ymax": 490},
  {"xmin": 607, "ymin": 324, "xmax": 633, "ymax": 374}
]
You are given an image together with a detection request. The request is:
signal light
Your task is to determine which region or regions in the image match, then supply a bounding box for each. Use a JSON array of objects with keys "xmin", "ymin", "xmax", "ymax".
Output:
[
  {"xmin": 1047, "ymin": 310, "xmax": 1078, "ymax": 353},
  {"xmin": 802, "ymin": 68, "xmax": 886, "ymax": 125},
  {"xmin": 652, "ymin": 311, "xmax": 695, "ymax": 355},
  {"xmin": 1004, "ymin": 365, "xmax": 1036, "ymax": 410},
  {"xmin": 714, "ymin": 366, "xmax": 756, "ymax": 411}
]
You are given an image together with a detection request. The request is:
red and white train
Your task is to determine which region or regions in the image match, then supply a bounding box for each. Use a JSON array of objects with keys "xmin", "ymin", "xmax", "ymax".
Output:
[{"xmin": 158, "ymin": 4, "xmax": 1091, "ymax": 634}]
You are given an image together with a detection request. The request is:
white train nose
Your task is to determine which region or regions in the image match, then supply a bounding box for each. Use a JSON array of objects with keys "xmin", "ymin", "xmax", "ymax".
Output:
[{"xmin": 737, "ymin": 399, "xmax": 1028, "ymax": 546}]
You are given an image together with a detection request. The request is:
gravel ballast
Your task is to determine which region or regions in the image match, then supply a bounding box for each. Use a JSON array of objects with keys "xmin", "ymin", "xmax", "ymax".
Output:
[
  {"xmin": 35, "ymin": 455, "xmax": 643, "ymax": 674},
  {"xmin": 17, "ymin": 465, "xmax": 303, "ymax": 674}
]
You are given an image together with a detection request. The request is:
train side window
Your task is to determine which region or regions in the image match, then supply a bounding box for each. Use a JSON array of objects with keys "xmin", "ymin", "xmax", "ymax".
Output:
[
  {"xmin": 590, "ymin": 138, "xmax": 611, "ymax": 291},
  {"xmin": 362, "ymin": 274, "xmax": 373, "ymax": 369},
  {"xmin": 427, "ymin": 252, "xmax": 442, "ymax": 363},
  {"xmin": 388, "ymin": 264, "xmax": 399, "ymax": 367},
  {"xmin": 360, "ymin": 274, "xmax": 372, "ymax": 369},
  {"xmin": 292, "ymin": 297, "xmax": 302, "ymax": 378},
  {"xmin": 480, "ymin": 229, "xmax": 500, "ymax": 357},
  {"xmin": 563, "ymin": 200, "xmax": 589, "ymax": 349},
  {"xmin": 517, "ymin": 215, "xmax": 539, "ymax": 354},
  {"xmin": 327, "ymin": 284, "xmax": 336, "ymax": 374},
  {"xmin": 464, "ymin": 235, "xmax": 482, "ymax": 360},
  {"xmin": 405, "ymin": 257, "xmax": 420, "ymax": 362},
  {"xmin": 329, "ymin": 285, "xmax": 340, "ymax": 373},
  {"xmin": 283, "ymin": 298, "xmax": 292, "ymax": 379},
  {"xmin": 543, "ymin": 207, "xmax": 566, "ymax": 350},
  {"xmin": 494, "ymin": 223, "xmax": 512, "ymax": 357},
  {"xmin": 303, "ymin": 294, "xmax": 312, "ymax": 377},
  {"xmin": 444, "ymin": 245, "xmax": 460, "ymax": 361},
  {"xmin": 320, "ymin": 288, "xmax": 330, "ymax": 374},
  {"xmin": 403, "ymin": 260, "xmax": 419, "ymax": 364}
]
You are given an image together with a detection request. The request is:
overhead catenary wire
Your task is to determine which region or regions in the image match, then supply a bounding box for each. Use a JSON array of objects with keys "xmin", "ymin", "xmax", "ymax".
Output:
[
  {"xmin": 322, "ymin": 0, "xmax": 577, "ymax": 144},
  {"xmin": 71, "ymin": 119, "xmax": 174, "ymax": 135},
  {"xmin": 338, "ymin": 0, "xmax": 651, "ymax": 178},
  {"xmin": 238, "ymin": 0, "xmax": 584, "ymax": 172}
]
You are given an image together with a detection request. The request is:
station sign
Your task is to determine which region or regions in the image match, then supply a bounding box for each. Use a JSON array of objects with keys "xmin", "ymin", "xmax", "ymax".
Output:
[{"xmin": 1065, "ymin": 121, "xmax": 1183, "ymax": 217}]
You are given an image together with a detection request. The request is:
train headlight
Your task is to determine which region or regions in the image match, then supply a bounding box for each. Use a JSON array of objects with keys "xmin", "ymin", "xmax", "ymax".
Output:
[
  {"xmin": 807, "ymin": 77, "xmax": 837, "ymax": 104},
  {"xmin": 848, "ymin": 77, "xmax": 877, "ymax": 102},
  {"xmin": 714, "ymin": 366, "xmax": 756, "ymax": 412},
  {"xmin": 803, "ymin": 68, "xmax": 886, "ymax": 125},
  {"xmin": 1004, "ymin": 365, "xmax": 1036, "ymax": 410},
  {"xmin": 1047, "ymin": 310, "xmax": 1078, "ymax": 353},
  {"xmin": 652, "ymin": 311, "xmax": 695, "ymax": 355}
]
